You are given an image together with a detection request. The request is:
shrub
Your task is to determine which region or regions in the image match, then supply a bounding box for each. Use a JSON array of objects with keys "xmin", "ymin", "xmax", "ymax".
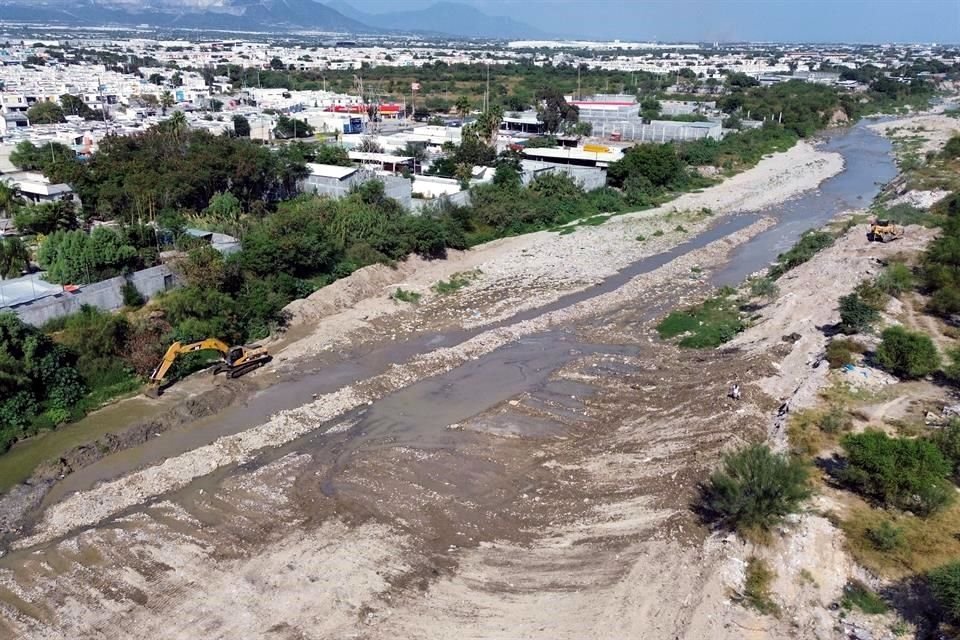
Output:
[
  {"xmin": 657, "ymin": 292, "xmax": 744, "ymax": 348},
  {"xmin": 121, "ymin": 281, "xmax": 145, "ymax": 307},
  {"xmin": 943, "ymin": 347, "xmax": 960, "ymax": 385},
  {"xmin": 391, "ymin": 288, "xmax": 421, "ymax": 304},
  {"xmin": 932, "ymin": 419, "xmax": 960, "ymax": 481},
  {"xmin": 698, "ymin": 444, "xmax": 811, "ymax": 535},
  {"xmin": 876, "ymin": 262, "xmax": 915, "ymax": 297},
  {"xmin": 841, "ymin": 579, "xmax": 889, "ymax": 614},
  {"xmin": 840, "ymin": 430, "xmax": 954, "ymax": 516},
  {"xmin": 742, "ymin": 557, "xmax": 780, "ymax": 615},
  {"xmin": 768, "ymin": 230, "xmax": 835, "ymax": 279},
  {"xmin": 820, "ymin": 405, "xmax": 853, "ymax": 434},
  {"xmin": 855, "ymin": 280, "xmax": 889, "ymax": 311},
  {"xmin": 825, "ymin": 338, "xmax": 866, "ymax": 368},
  {"xmin": 874, "ymin": 326, "xmax": 941, "ymax": 379},
  {"xmin": 750, "ymin": 277, "xmax": 780, "ymax": 300},
  {"xmin": 866, "ymin": 521, "xmax": 907, "ymax": 552},
  {"xmin": 929, "ymin": 561, "xmax": 960, "ymax": 622},
  {"xmin": 838, "ymin": 292, "xmax": 880, "ymax": 334}
]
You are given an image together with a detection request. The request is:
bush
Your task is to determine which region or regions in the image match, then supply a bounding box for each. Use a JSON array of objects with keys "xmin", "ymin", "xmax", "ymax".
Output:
[
  {"xmin": 841, "ymin": 579, "xmax": 889, "ymax": 614},
  {"xmin": 840, "ymin": 430, "xmax": 954, "ymax": 516},
  {"xmin": 866, "ymin": 521, "xmax": 907, "ymax": 552},
  {"xmin": 874, "ymin": 326, "xmax": 941, "ymax": 379},
  {"xmin": 750, "ymin": 277, "xmax": 780, "ymax": 300},
  {"xmin": 929, "ymin": 561, "xmax": 960, "ymax": 622},
  {"xmin": 657, "ymin": 292, "xmax": 744, "ymax": 348},
  {"xmin": 743, "ymin": 557, "xmax": 779, "ymax": 615},
  {"xmin": 391, "ymin": 288, "xmax": 421, "ymax": 304},
  {"xmin": 932, "ymin": 419, "xmax": 960, "ymax": 481},
  {"xmin": 698, "ymin": 444, "xmax": 811, "ymax": 535},
  {"xmin": 839, "ymin": 292, "xmax": 880, "ymax": 334},
  {"xmin": 768, "ymin": 230, "xmax": 835, "ymax": 279},
  {"xmin": 876, "ymin": 262, "xmax": 915, "ymax": 297},
  {"xmin": 121, "ymin": 281, "xmax": 145, "ymax": 307},
  {"xmin": 825, "ymin": 338, "xmax": 866, "ymax": 368}
]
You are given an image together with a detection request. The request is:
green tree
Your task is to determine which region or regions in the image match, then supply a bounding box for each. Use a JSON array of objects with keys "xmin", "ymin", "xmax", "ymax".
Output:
[
  {"xmin": 0, "ymin": 237, "xmax": 29, "ymax": 279},
  {"xmin": 269, "ymin": 57, "xmax": 285, "ymax": 70},
  {"xmin": 232, "ymin": 114, "xmax": 251, "ymax": 137},
  {"xmin": 204, "ymin": 191, "xmax": 243, "ymax": 224},
  {"xmin": 454, "ymin": 95, "xmax": 471, "ymax": 120},
  {"xmin": 929, "ymin": 561, "xmax": 960, "ymax": 622},
  {"xmin": 160, "ymin": 90, "xmax": 175, "ymax": 115},
  {"xmin": 838, "ymin": 292, "xmax": 879, "ymax": 334},
  {"xmin": 8, "ymin": 140, "xmax": 75, "ymax": 173},
  {"xmin": 13, "ymin": 200, "xmax": 79, "ymax": 235},
  {"xmin": 274, "ymin": 115, "xmax": 314, "ymax": 139},
  {"xmin": 38, "ymin": 227, "xmax": 138, "ymax": 284},
  {"xmin": 26, "ymin": 101, "xmax": 66, "ymax": 124},
  {"xmin": 840, "ymin": 430, "xmax": 954, "ymax": 516},
  {"xmin": 698, "ymin": 444, "xmax": 811, "ymax": 535},
  {"xmin": 536, "ymin": 86, "xmax": 579, "ymax": 134},
  {"xmin": 874, "ymin": 326, "xmax": 941, "ymax": 379},
  {"xmin": 0, "ymin": 181, "xmax": 23, "ymax": 217},
  {"xmin": 608, "ymin": 142, "xmax": 689, "ymax": 190},
  {"xmin": 59, "ymin": 94, "xmax": 97, "ymax": 120}
]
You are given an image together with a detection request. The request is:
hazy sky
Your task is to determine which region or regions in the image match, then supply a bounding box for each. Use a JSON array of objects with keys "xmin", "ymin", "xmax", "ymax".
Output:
[{"xmin": 343, "ymin": 0, "xmax": 960, "ymax": 43}]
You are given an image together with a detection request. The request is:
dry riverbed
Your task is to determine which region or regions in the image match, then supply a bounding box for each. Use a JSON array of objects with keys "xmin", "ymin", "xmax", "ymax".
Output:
[{"xmin": 0, "ymin": 138, "xmax": 871, "ymax": 639}]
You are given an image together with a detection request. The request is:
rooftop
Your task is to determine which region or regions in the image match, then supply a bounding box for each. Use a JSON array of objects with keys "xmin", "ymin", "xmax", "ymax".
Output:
[{"xmin": 305, "ymin": 163, "xmax": 360, "ymax": 180}]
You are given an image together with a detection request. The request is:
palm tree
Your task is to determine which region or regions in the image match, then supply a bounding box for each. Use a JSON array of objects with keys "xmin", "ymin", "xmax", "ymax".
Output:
[
  {"xmin": 454, "ymin": 96, "xmax": 471, "ymax": 121},
  {"xmin": 165, "ymin": 110, "xmax": 188, "ymax": 146},
  {"xmin": 0, "ymin": 182, "xmax": 23, "ymax": 218},
  {"xmin": 0, "ymin": 237, "xmax": 29, "ymax": 279},
  {"xmin": 160, "ymin": 90, "xmax": 175, "ymax": 116}
]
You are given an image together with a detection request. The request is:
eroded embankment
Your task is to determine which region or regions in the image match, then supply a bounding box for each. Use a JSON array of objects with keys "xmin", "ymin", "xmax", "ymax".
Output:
[{"xmin": 0, "ymin": 382, "xmax": 248, "ymax": 545}]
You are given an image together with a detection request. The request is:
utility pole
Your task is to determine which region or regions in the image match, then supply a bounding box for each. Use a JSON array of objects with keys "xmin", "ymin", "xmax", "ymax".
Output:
[{"xmin": 485, "ymin": 63, "xmax": 490, "ymax": 113}]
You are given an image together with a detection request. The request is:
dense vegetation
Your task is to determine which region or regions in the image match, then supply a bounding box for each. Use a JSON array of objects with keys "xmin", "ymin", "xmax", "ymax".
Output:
[
  {"xmin": 839, "ymin": 430, "xmax": 954, "ymax": 516},
  {"xmin": 698, "ymin": 444, "xmax": 811, "ymax": 537}
]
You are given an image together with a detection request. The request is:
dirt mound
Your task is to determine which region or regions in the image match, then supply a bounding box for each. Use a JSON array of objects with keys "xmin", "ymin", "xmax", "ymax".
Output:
[
  {"xmin": 0, "ymin": 381, "xmax": 246, "ymax": 549},
  {"xmin": 283, "ymin": 254, "xmax": 458, "ymax": 326}
]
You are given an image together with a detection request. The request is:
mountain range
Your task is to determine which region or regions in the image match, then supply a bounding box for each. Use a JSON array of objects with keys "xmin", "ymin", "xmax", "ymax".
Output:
[{"xmin": 0, "ymin": 0, "xmax": 547, "ymax": 39}]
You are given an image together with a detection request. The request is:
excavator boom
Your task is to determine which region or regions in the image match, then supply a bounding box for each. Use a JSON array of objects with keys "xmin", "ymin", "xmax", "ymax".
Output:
[
  {"xmin": 146, "ymin": 338, "xmax": 268, "ymax": 397},
  {"xmin": 149, "ymin": 338, "xmax": 231, "ymax": 384}
]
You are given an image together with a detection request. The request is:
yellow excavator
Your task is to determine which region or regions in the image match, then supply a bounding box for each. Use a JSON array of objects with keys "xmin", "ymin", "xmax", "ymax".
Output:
[{"xmin": 146, "ymin": 338, "xmax": 271, "ymax": 397}]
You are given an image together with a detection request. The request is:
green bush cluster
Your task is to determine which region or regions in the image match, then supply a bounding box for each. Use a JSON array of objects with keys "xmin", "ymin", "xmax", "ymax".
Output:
[
  {"xmin": 768, "ymin": 230, "xmax": 835, "ymax": 279},
  {"xmin": 0, "ymin": 313, "xmax": 88, "ymax": 451},
  {"xmin": 825, "ymin": 338, "xmax": 866, "ymax": 369},
  {"xmin": 840, "ymin": 430, "xmax": 954, "ymax": 516},
  {"xmin": 874, "ymin": 326, "xmax": 941, "ymax": 379},
  {"xmin": 838, "ymin": 292, "xmax": 880, "ymax": 334},
  {"xmin": 929, "ymin": 561, "xmax": 960, "ymax": 622},
  {"xmin": 698, "ymin": 444, "xmax": 811, "ymax": 535},
  {"xmin": 657, "ymin": 289, "xmax": 745, "ymax": 348}
]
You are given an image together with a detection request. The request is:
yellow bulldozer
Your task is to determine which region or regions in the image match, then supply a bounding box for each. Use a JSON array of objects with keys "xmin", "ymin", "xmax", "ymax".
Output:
[
  {"xmin": 146, "ymin": 338, "xmax": 271, "ymax": 397},
  {"xmin": 868, "ymin": 219, "xmax": 904, "ymax": 243}
]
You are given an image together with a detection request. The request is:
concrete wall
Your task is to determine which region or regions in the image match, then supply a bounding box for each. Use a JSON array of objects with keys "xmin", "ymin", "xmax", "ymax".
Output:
[
  {"xmin": 10, "ymin": 265, "xmax": 177, "ymax": 327},
  {"xmin": 301, "ymin": 170, "xmax": 412, "ymax": 209},
  {"xmin": 584, "ymin": 117, "xmax": 723, "ymax": 142},
  {"xmin": 411, "ymin": 190, "xmax": 472, "ymax": 214},
  {"xmin": 521, "ymin": 160, "xmax": 607, "ymax": 192}
]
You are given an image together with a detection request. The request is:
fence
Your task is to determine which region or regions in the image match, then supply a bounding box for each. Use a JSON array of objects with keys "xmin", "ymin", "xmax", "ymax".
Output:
[{"xmin": 7, "ymin": 265, "xmax": 177, "ymax": 327}]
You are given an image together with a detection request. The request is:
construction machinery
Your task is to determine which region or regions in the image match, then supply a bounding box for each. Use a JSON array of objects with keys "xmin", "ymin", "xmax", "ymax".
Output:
[
  {"xmin": 146, "ymin": 338, "xmax": 271, "ymax": 396},
  {"xmin": 868, "ymin": 219, "xmax": 904, "ymax": 243}
]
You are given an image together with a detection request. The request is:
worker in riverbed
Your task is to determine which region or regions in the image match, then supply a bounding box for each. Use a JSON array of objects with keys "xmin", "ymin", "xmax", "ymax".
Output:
[{"xmin": 730, "ymin": 383, "xmax": 741, "ymax": 400}]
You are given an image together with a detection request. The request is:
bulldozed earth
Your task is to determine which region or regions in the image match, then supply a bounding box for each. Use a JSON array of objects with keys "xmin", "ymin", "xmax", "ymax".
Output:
[{"xmin": 0, "ymin": 124, "xmax": 935, "ymax": 639}]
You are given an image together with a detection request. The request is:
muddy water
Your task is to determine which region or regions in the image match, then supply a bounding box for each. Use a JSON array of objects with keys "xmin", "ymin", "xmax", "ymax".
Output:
[
  {"xmin": 30, "ymin": 122, "xmax": 895, "ymax": 514},
  {"xmin": 712, "ymin": 120, "xmax": 897, "ymax": 285}
]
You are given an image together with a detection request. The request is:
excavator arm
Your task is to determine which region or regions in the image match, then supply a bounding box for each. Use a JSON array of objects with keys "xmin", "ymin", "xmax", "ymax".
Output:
[{"xmin": 148, "ymin": 338, "xmax": 231, "ymax": 384}]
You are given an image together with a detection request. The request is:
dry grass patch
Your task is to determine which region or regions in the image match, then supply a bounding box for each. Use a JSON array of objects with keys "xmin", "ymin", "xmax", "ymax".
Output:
[{"xmin": 842, "ymin": 503, "xmax": 960, "ymax": 579}]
